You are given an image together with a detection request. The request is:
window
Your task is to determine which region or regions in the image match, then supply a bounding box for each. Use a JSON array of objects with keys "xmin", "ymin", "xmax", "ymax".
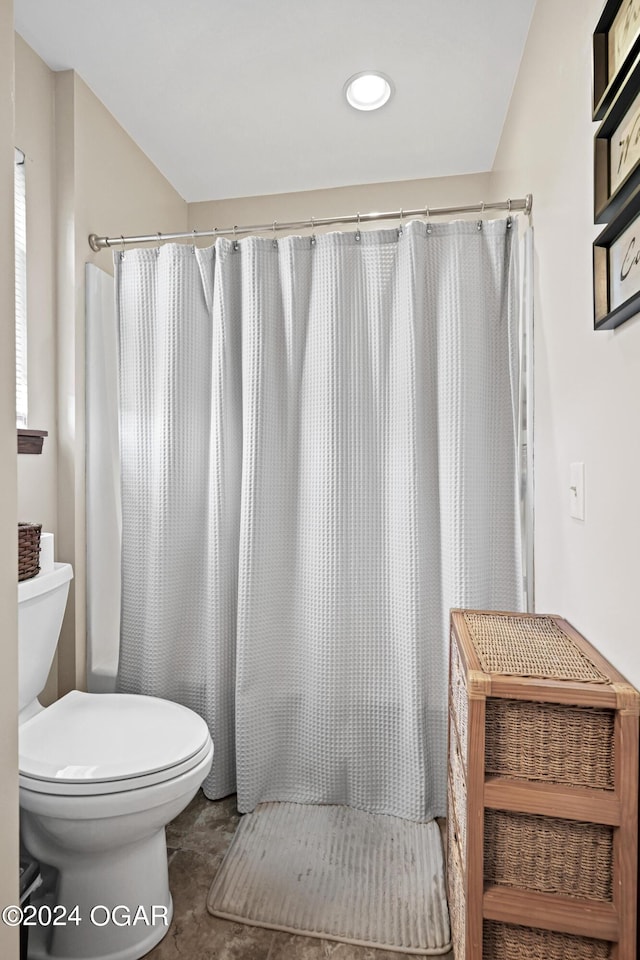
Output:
[{"xmin": 15, "ymin": 147, "xmax": 27, "ymax": 427}]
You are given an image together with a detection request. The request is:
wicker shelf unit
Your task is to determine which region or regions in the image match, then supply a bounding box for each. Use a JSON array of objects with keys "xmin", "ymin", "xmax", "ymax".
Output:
[{"xmin": 447, "ymin": 609, "xmax": 639, "ymax": 960}]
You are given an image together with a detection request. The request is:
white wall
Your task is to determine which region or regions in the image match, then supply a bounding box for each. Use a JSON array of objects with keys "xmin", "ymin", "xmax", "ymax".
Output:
[
  {"xmin": 491, "ymin": 0, "xmax": 640, "ymax": 687},
  {"xmin": 0, "ymin": 1, "xmax": 20, "ymax": 956}
]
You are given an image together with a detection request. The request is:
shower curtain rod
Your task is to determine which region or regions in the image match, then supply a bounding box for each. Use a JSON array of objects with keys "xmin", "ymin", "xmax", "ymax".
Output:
[{"xmin": 88, "ymin": 193, "xmax": 533, "ymax": 251}]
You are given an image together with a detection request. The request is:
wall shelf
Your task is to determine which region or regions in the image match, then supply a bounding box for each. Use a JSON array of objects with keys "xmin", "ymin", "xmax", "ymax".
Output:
[{"xmin": 17, "ymin": 429, "xmax": 48, "ymax": 454}]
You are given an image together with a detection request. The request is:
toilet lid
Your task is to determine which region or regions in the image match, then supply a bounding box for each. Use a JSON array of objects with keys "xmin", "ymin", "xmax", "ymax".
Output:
[{"xmin": 19, "ymin": 690, "xmax": 212, "ymax": 785}]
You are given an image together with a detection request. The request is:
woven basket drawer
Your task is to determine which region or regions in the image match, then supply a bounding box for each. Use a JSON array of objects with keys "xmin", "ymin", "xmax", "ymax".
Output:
[
  {"xmin": 448, "ymin": 722, "xmax": 467, "ymax": 861},
  {"xmin": 484, "ymin": 809, "xmax": 613, "ymax": 901},
  {"xmin": 447, "ymin": 817, "xmax": 466, "ymax": 960},
  {"xmin": 450, "ymin": 634, "xmax": 469, "ymax": 762},
  {"xmin": 485, "ymin": 697, "xmax": 615, "ymax": 789},
  {"xmin": 483, "ymin": 921, "xmax": 612, "ymax": 960}
]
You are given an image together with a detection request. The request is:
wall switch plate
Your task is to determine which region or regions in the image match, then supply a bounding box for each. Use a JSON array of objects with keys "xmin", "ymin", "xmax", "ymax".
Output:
[{"xmin": 569, "ymin": 462, "xmax": 585, "ymax": 520}]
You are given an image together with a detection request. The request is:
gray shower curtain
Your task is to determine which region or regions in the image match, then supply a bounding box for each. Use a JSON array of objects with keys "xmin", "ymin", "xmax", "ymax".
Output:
[{"xmin": 115, "ymin": 217, "xmax": 523, "ymax": 821}]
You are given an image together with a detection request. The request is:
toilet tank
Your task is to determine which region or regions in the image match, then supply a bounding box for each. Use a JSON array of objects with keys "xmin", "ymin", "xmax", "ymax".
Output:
[{"xmin": 18, "ymin": 563, "xmax": 74, "ymax": 719}]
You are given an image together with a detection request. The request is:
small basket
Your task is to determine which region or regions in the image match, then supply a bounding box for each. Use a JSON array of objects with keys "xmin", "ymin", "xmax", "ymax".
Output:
[{"xmin": 18, "ymin": 523, "xmax": 42, "ymax": 581}]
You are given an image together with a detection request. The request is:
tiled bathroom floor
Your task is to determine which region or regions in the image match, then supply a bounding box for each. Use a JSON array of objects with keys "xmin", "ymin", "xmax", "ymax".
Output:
[{"xmin": 144, "ymin": 791, "xmax": 452, "ymax": 960}]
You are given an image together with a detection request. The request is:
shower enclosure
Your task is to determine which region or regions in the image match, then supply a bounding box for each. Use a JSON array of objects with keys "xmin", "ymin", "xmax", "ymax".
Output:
[{"xmin": 86, "ymin": 213, "xmax": 533, "ymax": 822}]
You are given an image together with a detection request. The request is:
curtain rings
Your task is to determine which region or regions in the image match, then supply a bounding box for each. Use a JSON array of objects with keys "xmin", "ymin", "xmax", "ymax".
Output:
[
  {"xmin": 425, "ymin": 205, "xmax": 432, "ymax": 234},
  {"xmin": 119, "ymin": 235, "xmax": 126, "ymax": 260},
  {"xmin": 310, "ymin": 216, "xmax": 316, "ymax": 246},
  {"xmin": 398, "ymin": 208, "xmax": 404, "ymax": 238},
  {"xmin": 272, "ymin": 221, "xmax": 278, "ymax": 250},
  {"xmin": 355, "ymin": 212, "xmax": 361, "ymax": 242},
  {"xmin": 233, "ymin": 225, "xmax": 239, "ymax": 252}
]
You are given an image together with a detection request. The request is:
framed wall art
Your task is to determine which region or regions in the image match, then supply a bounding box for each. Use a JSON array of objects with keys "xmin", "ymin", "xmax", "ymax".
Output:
[
  {"xmin": 593, "ymin": 184, "xmax": 640, "ymax": 329},
  {"xmin": 593, "ymin": 0, "xmax": 640, "ymax": 120},
  {"xmin": 595, "ymin": 52, "xmax": 640, "ymax": 221}
]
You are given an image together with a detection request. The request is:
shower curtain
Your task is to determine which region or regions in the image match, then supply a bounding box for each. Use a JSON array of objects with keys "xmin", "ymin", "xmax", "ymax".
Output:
[{"xmin": 114, "ymin": 218, "xmax": 524, "ymax": 821}]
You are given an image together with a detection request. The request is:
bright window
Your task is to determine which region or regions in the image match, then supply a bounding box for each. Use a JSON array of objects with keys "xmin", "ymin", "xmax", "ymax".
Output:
[{"xmin": 15, "ymin": 147, "xmax": 27, "ymax": 427}]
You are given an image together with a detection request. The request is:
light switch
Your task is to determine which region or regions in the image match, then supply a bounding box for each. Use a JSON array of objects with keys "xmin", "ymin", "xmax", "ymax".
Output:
[{"xmin": 569, "ymin": 462, "xmax": 585, "ymax": 520}]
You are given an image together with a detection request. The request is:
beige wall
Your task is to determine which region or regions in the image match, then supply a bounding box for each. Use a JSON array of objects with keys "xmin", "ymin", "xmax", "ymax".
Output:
[
  {"xmin": 14, "ymin": 38, "xmax": 58, "ymax": 705},
  {"xmin": 15, "ymin": 37, "xmax": 57, "ymax": 534},
  {"xmin": 55, "ymin": 70, "xmax": 188, "ymax": 695},
  {"xmin": 13, "ymin": 39, "xmax": 188, "ymax": 697},
  {"xmin": 188, "ymin": 172, "xmax": 492, "ymax": 239},
  {"xmin": 491, "ymin": 0, "xmax": 640, "ymax": 687},
  {"xmin": 0, "ymin": 0, "xmax": 20, "ymax": 956}
]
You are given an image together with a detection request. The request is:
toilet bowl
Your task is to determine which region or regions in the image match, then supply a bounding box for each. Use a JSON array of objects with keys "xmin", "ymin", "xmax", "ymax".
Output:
[{"xmin": 18, "ymin": 561, "xmax": 214, "ymax": 960}]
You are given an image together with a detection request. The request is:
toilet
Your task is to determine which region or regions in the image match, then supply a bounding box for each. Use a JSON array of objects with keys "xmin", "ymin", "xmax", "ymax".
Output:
[{"xmin": 18, "ymin": 560, "xmax": 214, "ymax": 960}]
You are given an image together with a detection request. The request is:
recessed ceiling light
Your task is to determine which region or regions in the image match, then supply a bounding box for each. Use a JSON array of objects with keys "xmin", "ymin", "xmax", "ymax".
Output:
[{"xmin": 344, "ymin": 72, "xmax": 393, "ymax": 111}]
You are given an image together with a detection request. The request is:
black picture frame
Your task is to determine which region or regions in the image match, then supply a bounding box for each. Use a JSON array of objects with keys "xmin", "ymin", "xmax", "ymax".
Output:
[
  {"xmin": 593, "ymin": 183, "xmax": 640, "ymax": 329},
  {"xmin": 593, "ymin": 0, "xmax": 640, "ymax": 121},
  {"xmin": 594, "ymin": 52, "xmax": 640, "ymax": 222}
]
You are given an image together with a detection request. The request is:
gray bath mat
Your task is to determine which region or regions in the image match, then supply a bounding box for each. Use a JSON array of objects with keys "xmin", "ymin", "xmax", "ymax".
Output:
[{"xmin": 207, "ymin": 801, "xmax": 451, "ymax": 955}]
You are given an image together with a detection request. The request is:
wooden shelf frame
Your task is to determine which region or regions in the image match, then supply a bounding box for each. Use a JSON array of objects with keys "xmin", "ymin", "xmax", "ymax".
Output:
[{"xmin": 447, "ymin": 609, "xmax": 640, "ymax": 960}]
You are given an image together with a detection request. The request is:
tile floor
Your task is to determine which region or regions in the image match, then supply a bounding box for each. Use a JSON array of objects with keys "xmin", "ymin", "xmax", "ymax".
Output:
[{"xmin": 145, "ymin": 791, "xmax": 453, "ymax": 960}]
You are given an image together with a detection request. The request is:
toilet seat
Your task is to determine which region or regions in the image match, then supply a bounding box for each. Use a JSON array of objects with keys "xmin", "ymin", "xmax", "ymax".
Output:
[{"xmin": 19, "ymin": 690, "xmax": 212, "ymax": 796}]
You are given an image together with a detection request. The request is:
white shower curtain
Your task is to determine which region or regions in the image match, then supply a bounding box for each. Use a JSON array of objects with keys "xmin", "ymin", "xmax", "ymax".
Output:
[{"xmin": 115, "ymin": 218, "xmax": 523, "ymax": 820}]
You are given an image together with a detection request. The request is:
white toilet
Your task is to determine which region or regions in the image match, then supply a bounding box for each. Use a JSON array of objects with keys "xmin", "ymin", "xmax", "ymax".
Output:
[{"xmin": 18, "ymin": 561, "xmax": 214, "ymax": 960}]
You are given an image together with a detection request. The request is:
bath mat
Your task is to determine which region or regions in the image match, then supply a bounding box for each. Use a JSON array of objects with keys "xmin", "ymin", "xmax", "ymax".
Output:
[{"xmin": 207, "ymin": 801, "xmax": 451, "ymax": 955}]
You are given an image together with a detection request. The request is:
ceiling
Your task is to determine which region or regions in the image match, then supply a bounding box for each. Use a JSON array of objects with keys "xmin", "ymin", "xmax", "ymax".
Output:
[{"xmin": 14, "ymin": 0, "xmax": 536, "ymax": 204}]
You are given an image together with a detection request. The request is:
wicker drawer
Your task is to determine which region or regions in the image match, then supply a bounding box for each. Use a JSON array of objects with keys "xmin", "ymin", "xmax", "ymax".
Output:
[
  {"xmin": 450, "ymin": 633, "xmax": 469, "ymax": 762},
  {"xmin": 485, "ymin": 698, "xmax": 615, "ymax": 790},
  {"xmin": 483, "ymin": 921, "xmax": 612, "ymax": 960},
  {"xmin": 484, "ymin": 809, "xmax": 613, "ymax": 901}
]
